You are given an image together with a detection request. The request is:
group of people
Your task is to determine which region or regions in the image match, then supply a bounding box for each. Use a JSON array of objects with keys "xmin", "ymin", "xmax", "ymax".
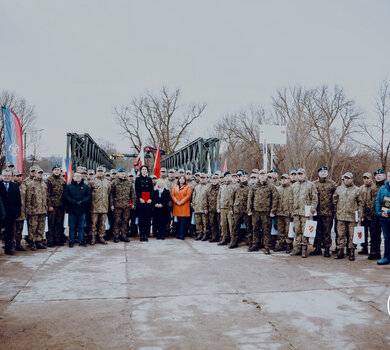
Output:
[{"xmin": 0, "ymin": 160, "xmax": 390, "ymax": 266}]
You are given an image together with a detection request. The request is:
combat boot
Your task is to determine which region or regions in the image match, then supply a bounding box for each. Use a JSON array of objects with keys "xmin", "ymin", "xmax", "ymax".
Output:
[
  {"xmin": 195, "ymin": 234, "xmax": 202, "ymax": 241},
  {"xmin": 114, "ymin": 237, "xmax": 120, "ymax": 243},
  {"xmin": 30, "ymin": 243, "xmax": 37, "ymax": 251},
  {"xmin": 273, "ymin": 243, "xmax": 285, "ymax": 252},
  {"xmin": 332, "ymin": 247, "xmax": 338, "ymax": 254},
  {"xmin": 120, "ymin": 236, "xmax": 130, "ymax": 242},
  {"xmin": 209, "ymin": 237, "xmax": 219, "ymax": 243},
  {"xmin": 368, "ymin": 252, "xmax": 381, "ymax": 260},
  {"xmin": 302, "ymin": 246, "xmax": 308, "ymax": 258},
  {"xmin": 324, "ymin": 247, "xmax": 331, "ymax": 258},
  {"xmin": 358, "ymin": 246, "xmax": 368, "ymax": 255},
  {"xmin": 217, "ymin": 239, "xmax": 228, "ymax": 246},
  {"xmin": 309, "ymin": 247, "xmax": 322, "ymax": 256},
  {"xmin": 349, "ymin": 248, "xmax": 355, "ymax": 261},
  {"xmin": 285, "ymin": 243, "xmax": 293, "ymax": 254},
  {"xmin": 228, "ymin": 240, "xmax": 238, "ymax": 249},
  {"xmin": 201, "ymin": 234, "xmax": 209, "ymax": 241},
  {"xmin": 90, "ymin": 237, "xmax": 96, "ymax": 245},
  {"xmin": 15, "ymin": 245, "xmax": 27, "ymax": 252},
  {"xmin": 264, "ymin": 248, "xmax": 271, "ymax": 255},
  {"xmin": 36, "ymin": 242, "xmax": 47, "ymax": 249},
  {"xmin": 334, "ymin": 249, "xmax": 345, "ymax": 259},
  {"xmin": 290, "ymin": 246, "xmax": 302, "ymax": 256},
  {"xmin": 248, "ymin": 245, "xmax": 258, "ymax": 252}
]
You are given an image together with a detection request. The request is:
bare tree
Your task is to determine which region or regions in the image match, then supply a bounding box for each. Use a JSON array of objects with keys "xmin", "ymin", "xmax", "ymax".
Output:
[
  {"xmin": 357, "ymin": 78, "xmax": 390, "ymax": 171},
  {"xmin": 114, "ymin": 87, "xmax": 206, "ymax": 154},
  {"xmin": 0, "ymin": 90, "xmax": 37, "ymax": 169}
]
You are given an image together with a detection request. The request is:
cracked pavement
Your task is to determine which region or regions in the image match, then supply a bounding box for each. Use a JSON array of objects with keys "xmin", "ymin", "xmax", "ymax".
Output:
[{"xmin": 0, "ymin": 238, "xmax": 390, "ymax": 349}]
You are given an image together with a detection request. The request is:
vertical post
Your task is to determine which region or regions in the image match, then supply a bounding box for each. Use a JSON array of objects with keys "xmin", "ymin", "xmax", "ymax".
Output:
[
  {"xmin": 270, "ymin": 144, "xmax": 274, "ymax": 171},
  {"xmin": 263, "ymin": 140, "xmax": 268, "ymax": 172}
]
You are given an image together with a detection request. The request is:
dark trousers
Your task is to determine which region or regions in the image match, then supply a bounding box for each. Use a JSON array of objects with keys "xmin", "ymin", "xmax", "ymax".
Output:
[
  {"xmin": 380, "ymin": 220, "xmax": 390, "ymax": 259},
  {"xmin": 313, "ymin": 216, "xmax": 333, "ymax": 249},
  {"xmin": 128, "ymin": 209, "xmax": 138, "ymax": 237},
  {"xmin": 362, "ymin": 218, "xmax": 382, "ymax": 254},
  {"xmin": 153, "ymin": 215, "xmax": 167, "ymax": 240},
  {"xmin": 47, "ymin": 207, "xmax": 65, "ymax": 244},
  {"xmin": 177, "ymin": 217, "xmax": 188, "ymax": 239},
  {"xmin": 138, "ymin": 217, "xmax": 151, "ymax": 239},
  {"xmin": 69, "ymin": 214, "xmax": 86, "ymax": 244},
  {"xmin": 2, "ymin": 218, "xmax": 15, "ymax": 252}
]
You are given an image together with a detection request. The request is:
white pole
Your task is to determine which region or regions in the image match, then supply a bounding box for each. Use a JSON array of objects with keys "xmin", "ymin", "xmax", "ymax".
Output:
[
  {"xmin": 270, "ymin": 144, "xmax": 274, "ymax": 171},
  {"xmin": 263, "ymin": 140, "xmax": 267, "ymax": 172}
]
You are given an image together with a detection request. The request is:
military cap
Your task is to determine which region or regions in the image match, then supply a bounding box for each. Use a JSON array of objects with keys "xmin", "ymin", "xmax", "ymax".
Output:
[
  {"xmin": 117, "ymin": 167, "xmax": 126, "ymax": 172},
  {"xmin": 14, "ymin": 170, "xmax": 22, "ymax": 176},
  {"xmin": 29, "ymin": 165, "xmax": 37, "ymax": 172},
  {"xmin": 36, "ymin": 167, "xmax": 43, "ymax": 173},
  {"xmin": 342, "ymin": 172, "xmax": 353, "ymax": 179},
  {"xmin": 127, "ymin": 172, "xmax": 134, "ymax": 177},
  {"xmin": 151, "ymin": 174, "xmax": 157, "ymax": 179},
  {"xmin": 178, "ymin": 168, "xmax": 185, "ymax": 173},
  {"xmin": 290, "ymin": 168, "xmax": 298, "ymax": 175},
  {"xmin": 96, "ymin": 166, "xmax": 105, "ymax": 172},
  {"xmin": 232, "ymin": 172, "xmax": 238, "ymax": 177},
  {"xmin": 374, "ymin": 169, "xmax": 385, "ymax": 175},
  {"xmin": 186, "ymin": 170, "xmax": 192, "ymax": 174},
  {"xmin": 215, "ymin": 170, "xmax": 221, "ymax": 175},
  {"xmin": 223, "ymin": 171, "xmax": 231, "ymax": 177},
  {"xmin": 317, "ymin": 166, "xmax": 328, "ymax": 172},
  {"xmin": 6, "ymin": 161, "xmax": 14, "ymax": 167},
  {"xmin": 161, "ymin": 167, "xmax": 167, "ymax": 172},
  {"xmin": 258, "ymin": 169, "xmax": 266, "ymax": 175},
  {"xmin": 363, "ymin": 172, "xmax": 372, "ymax": 178},
  {"xmin": 110, "ymin": 169, "xmax": 117, "ymax": 174},
  {"xmin": 281, "ymin": 173, "xmax": 289, "ymax": 179},
  {"xmin": 76, "ymin": 166, "xmax": 84, "ymax": 173},
  {"xmin": 270, "ymin": 168, "xmax": 278, "ymax": 173},
  {"xmin": 195, "ymin": 172, "xmax": 201, "ymax": 176},
  {"xmin": 211, "ymin": 174, "xmax": 219, "ymax": 179},
  {"xmin": 105, "ymin": 173, "xmax": 111, "ymax": 178},
  {"xmin": 252, "ymin": 168, "xmax": 259, "ymax": 174},
  {"xmin": 297, "ymin": 168, "xmax": 306, "ymax": 174},
  {"xmin": 168, "ymin": 168, "xmax": 175, "ymax": 173},
  {"xmin": 200, "ymin": 173, "xmax": 206, "ymax": 178},
  {"xmin": 88, "ymin": 169, "xmax": 95, "ymax": 175}
]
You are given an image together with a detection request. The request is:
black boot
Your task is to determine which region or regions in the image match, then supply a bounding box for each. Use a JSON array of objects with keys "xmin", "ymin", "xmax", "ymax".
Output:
[
  {"xmin": 368, "ymin": 252, "xmax": 381, "ymax": 260},
  {"xmin": 290, "ymin": 246, "xmax": 302, "ymax": 256},
  {"xmin": 248, "ymin": 245, "xmax": 258, "ymax": 252},
  {"xmin": 302, "ymin": 245, "xmax": 308, "ymax": 258},
  {"xmin": 285, "ymin": 243, "xmax": 293, "ymax": 254},
  {"xmin": 195, "ymin": 234, "xmax": 202, "ymax": 241},
  {"xmin": 264, "ymin": 248, "xmax": 271, "ymax": 255},
  {"xmin": 324, "ymin": 247, "xmax": 331, "ymax": 258},
  {"xmin": 228, "ymin": 240, "xmax": 238, "ymax": 249},
  {"xmin": 309, "ymin": 247, "xmax": 322, "ymax": 256},
  {"xmin": 335, "ymin": 249, "xmax": 345, "ymax": 259},
  {"xmin": 358, "ymin": 246, "xmax": 368, "ymax": 255},
  {"xmin": 349, "ymin": 248, "xmax": 355, "ymax": 261}
]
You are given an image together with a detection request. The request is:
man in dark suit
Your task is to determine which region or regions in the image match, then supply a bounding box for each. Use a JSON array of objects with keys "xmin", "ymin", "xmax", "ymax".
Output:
[{"xmin": 0, "ymin": 169, "xmax": 21, "ymax": 255}]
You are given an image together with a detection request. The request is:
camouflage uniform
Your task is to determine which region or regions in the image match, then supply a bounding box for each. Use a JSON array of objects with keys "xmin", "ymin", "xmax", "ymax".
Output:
[
  {"xmin": 247, "ymin": 181, "xmax": 278, "ymax": 249},
  {"xmin": 26, "ymin": 178, "xmax": 47, "ymax": 244},
  {"xmin": 217, "ymin": 182, "xmax": 235, "ymax": 243},
  {"xmin": 275, "ymin": 183, "xmax": 294, "ymax": 249},
  {"xmin": 88, "ymin": 177, "xmax": 111, "ymax": 242},
  {"xmin": 313, "ymin": 178, "xmax": 336, "ymax": 249},
  {"xmin": 13, "ymin": 182, "xmax": 27, "ymax": 249},
  {"xmin": 231, "ymin": 181, "xmax": 250, "ymax": 244},
  {"xmin": 192, "ymin": 183, "xmax": 210, "ymax": 240},
  {"xmin": 292, "ymin": 179, "xmax": 318, "ymax": 248},
  {"xmin": 359, "ymin": 182, "xmax": 382, "ymax": 256},
  {"xmin": 206, "ymin": 182, "xmax": 220, "ymax": 241},
  {"xmin": 333, "ymin": 184, "xmax": 361, "ymax": 250},
  {"xmin": 110, "ymin": 177, "xmax": 136, "ymax": 240},
  {"xmin": 46, "ymin": 174, "xmax": 66, "ymax": 245}
]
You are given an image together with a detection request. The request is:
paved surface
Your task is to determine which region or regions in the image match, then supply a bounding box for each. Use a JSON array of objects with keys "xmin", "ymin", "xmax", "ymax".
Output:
[{"xmin": 0, "ymin": 238, "xmax": 390, "ymax": 350}]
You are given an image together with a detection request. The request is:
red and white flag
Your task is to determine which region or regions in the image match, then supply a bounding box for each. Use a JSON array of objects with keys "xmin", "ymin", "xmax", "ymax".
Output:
[
  {"xmin": 153, "ymin": 145, "xmax": 161, "ymax": 179},
  {"xmin": 222, "ymin": 158, "xmax": 228, "ymax": 173}
]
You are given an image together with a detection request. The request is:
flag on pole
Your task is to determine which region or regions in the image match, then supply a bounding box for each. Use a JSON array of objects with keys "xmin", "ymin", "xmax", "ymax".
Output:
[
  {"xmin": 263, "ymin": 140, "xmax": 267, "ymax": 172},
  {"xmin": 61, "ymin": 157, "xmax": 67, "ymax": 177},
  {"xmin": 1, "ymin": 107, "xmax": 23, "ymax": 173},
  {"xmin": 134, "ymin": 143, "xmax": 145, "ymax": 170},
  {"xmin": 66, "ymin": 153, "xmax": 72, "ymax": 184},
  {"xmin": 214, "ymin": 159, "xmax": 218, "ymax": 174},
  {"xmin": 222, "ymin": 158, "xmax": 228, "ymax": 173},
  {"xmin": 153, "ymin": 145, "xmax": 161, "ymax": 179}
]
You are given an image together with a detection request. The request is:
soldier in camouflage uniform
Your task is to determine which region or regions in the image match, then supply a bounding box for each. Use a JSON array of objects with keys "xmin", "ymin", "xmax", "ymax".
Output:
[
  {"xmin": 229, "ymin": 172, "xmax": 250, "ymax": 249},
  {"xmin": 193, "ymin": 173, "xmax": 210, "ymax": 241},
  {"xmin": 247, "ymin": 169, "xmax": 278, "ymax": 254},
  {"xmin": 206, "ymin": 174, "xmax": 220, "ymax": 242},
  {"xmin": 110, "ymin": 168, "xmax": 135, "ymax": 243},
  {"xmin": 231, "ymin": 173, "xmax": 238, "ymax": 185},
  {"xmin": 87, "ymin": 169, "xmax": 95, "ymax": 182},
  {"xmin": 217, "ymin": 172, "xmax": 236, "ymax": 245},
  {"xmin": 46, "ymin": 164, "xmax": 66, "ymax": 247},
  {"xmin": 127, "ymin": 172, "xmax": 138, "ymax": 237},
  {"xmin": 333, "ymin": 172, "xmax": 362, "ymax": 260},
  {"xmin": 311, "ymin": 166, "xmax": 336, "ymax": 257},
  {"xmin": 88, "ymin": 166, "xmax": 111, "ymax": 245},
  {"xmin": 274, "ymin": 174, "xmax": 294, "ymax": 253},
  {"xmin": 289, "ymin": 169, "xmax": 298, "ymax": 184},
  {"xmin": 25, "ymin": 165, "xmax": 37, "ymax": 186},
  {"xmin": 26, "ymin": 167, "xmax": 47, "ymax": 250},
  {"xmin": 160, "ymin": 167, "xmax": 167, "ymax": 181},
  {"xmin": 290, "ymin": 168, "xmax": 318, "ymax": 258},
  {"xmin": 358, "ymin": 172, "xmax": 382, "ymax": 260},
  {"xmin": 12, "ymin": 170, "xmax": 27, "ymax": 251}
]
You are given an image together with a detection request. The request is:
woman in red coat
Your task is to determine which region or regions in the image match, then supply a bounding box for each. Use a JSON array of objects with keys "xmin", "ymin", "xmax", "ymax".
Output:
[{"xmin": 172, "ymin": 175, "xmax": 192, "ymax": 240}]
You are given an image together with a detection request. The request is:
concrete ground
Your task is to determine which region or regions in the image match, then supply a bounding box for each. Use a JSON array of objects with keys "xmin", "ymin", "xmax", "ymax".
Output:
[{"xmin": 0, "ymin": 238, "xmax": 390, "ymax": 350}]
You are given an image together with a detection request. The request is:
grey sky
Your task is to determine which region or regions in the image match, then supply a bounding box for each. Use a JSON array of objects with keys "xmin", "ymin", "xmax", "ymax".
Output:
[{"xmin": 1, "ymin": 0, "xmax": 389, "ymax": 158}]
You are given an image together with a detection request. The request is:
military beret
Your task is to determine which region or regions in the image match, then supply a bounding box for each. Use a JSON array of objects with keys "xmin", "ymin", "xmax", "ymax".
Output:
[
  {"xmin": 236, "ymin": 170, "xmax": 243, "ymax": 176},
  {"xmin": 281, "ymin": 173, "xmax": 289, "ymax": 179},
  {"xmin": 13, "ymin": 170, "xmax": 22, "ymax": 176},
  {"xmin": 52, "ymin": 163, "xmax": 61, "ymax": 170},
  {"xmin": 88, "ymin": 169, "xmax": 95, "ymax": 175},
  {"xmin": 318, "ymin": 166, "xmax": 328, "ymax": 172},
  {"xmin": 374, "ymin": 169, "xmax": 385, "ymax": 175},
  {"xmin": 96, "ymin": 166, "xmax": 105, "ymax": 172},
  {"xmin": 290, "ymin": 168, "xmax": 298, "ymax": 174},
  {"xmin": 117, "ymin": 167, "xmax": 126, "ymax": 172},
  {"xmin": 363, "ymin": 172, "xmax": 372, "ymax": 178},
  {"xmin": 270, "ymin": 168, "xmax": 279, "ymax": 173},
  {"xmin": 297, "ymin": 168, "xmax": 306, "ymax": 174},
  {"xmin": 242, "ymin": 170, "xmax": 248, "ymax": 175},
  {"xmin": 224, "ymin": 171, "xmax": 231, "ymax": 177},
  {"xmin": 342, "ymin": 172, "xmax": 353, "ymax": 179},
  {"xmin": 6, "ymin": 161, "xmax": 15, "ymax": 167}
]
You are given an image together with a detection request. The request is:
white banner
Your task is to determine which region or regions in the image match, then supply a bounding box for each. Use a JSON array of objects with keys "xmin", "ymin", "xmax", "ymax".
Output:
[
  {"xmin": 260, "ymin": 125, "xmax": 287, "ymax": 145},
  {"xmin": 304, "ymin": 220, "xmax": 317, "ymax": 238}
]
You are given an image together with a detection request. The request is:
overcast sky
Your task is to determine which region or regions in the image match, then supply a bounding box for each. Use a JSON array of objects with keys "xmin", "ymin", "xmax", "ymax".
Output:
[{"xmin": 1, "ymin": 0, "xmax": 389, "ymax": 158}]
